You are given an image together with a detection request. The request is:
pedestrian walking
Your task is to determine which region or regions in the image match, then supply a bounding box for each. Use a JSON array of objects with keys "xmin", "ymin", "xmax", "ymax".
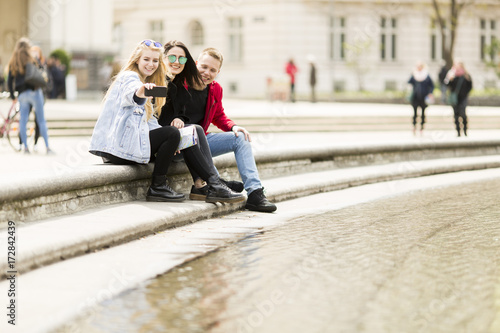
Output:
[
  {"xmin": 407, "ymin": 61, "xmax": 434, "ymax": 136},
  {"xmin": 438, "ymin": 61, "xmax": 449, "ymax": 104},
  {"xmin": 26, "ymin": 45, "xmax": 51, "ymax": 151},
  {"xmin": 7, "ymin": 37, "xmax": 53, "ymax": 154},
  {"xmin": 444, "ymin": 60, "xmax": 473, "ymax": 137},
  {"xmin": 158, "ymin": 46, "xmax": 277, "ymax": 212},
  {"xmin": 47, "ymin": 55, "xmax": 66, "ymax": 99},
  {"xmin": 308, "ymin": 55, "xmax": 317, "ymax": 103},
  {"xmin": 285, "ymin": 58, "xmax": 298, "ymax": 102},
  {"xmin": 89, "ymin": 39, "xmax": 243, "ymax": 204},
  {"xmin": 0, "ymin": 57, "xmax": 5, "ymax": 91}
]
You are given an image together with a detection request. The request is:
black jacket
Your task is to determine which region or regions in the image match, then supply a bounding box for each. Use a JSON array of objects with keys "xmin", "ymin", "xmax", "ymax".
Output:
[
  {"xmin": 157, "ymin": 77, "xmax": 192, "ymax": 126},
  {"xmin": 448, "ymin": 75, "xmax": 472, "ymax": 104}
]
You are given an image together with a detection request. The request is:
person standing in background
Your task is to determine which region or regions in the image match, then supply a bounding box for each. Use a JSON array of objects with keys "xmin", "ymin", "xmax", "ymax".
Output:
[
  {"xmin": 285, "ymin": 58, "xmax": 298, "ymax": 102},
  {"xmin": 7, "ymin": 37, "xmax": 52, "ymax": 154},
  {"xmin": 308, "ymin": 56, "xmax": 317, "ymax": 103},
  {"xmin": 407, "ymin": 61, "xmax": 434, "ymax": 136},
  {"xmin": 444, "ymin": 60, "xmax": 473, "ymax": 137},
  {"xmin": 438, "ymin": 61, "xmax": 449, "ymax": 104},
  {"xmin": 0, "ymin": 57, "xmax": 5, "ymax": 91}
]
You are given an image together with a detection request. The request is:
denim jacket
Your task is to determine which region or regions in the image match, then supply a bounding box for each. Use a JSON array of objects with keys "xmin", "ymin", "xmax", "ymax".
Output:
[{"xmin": 89, "ymin": 71, "xmax": 160, "ymax": 164}]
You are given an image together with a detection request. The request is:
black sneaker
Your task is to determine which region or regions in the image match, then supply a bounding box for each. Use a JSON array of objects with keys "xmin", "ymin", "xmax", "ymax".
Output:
[
  {"xmin": 206, "ymin": 181, "xmax": 245, "ymax": 204},
  {"xmin": 220, "ymin": 178, "xmax": 244, "ymax": 193},
  {"xmin": 245, "ymin": 188, "xmax": 277, "ymax": 213},
  {"xmin": 189, "ymin": 185, "xmax": 208, "ymax": 201}
]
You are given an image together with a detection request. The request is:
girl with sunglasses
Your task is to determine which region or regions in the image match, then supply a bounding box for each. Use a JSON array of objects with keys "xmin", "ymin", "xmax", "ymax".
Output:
[
  {"xmin": 89, "ymin": 40, "xmax": 244, "ymax": 203},
  {"xmin": 158, "ymin": 40, "xmax": 244, "ymax": 200}
]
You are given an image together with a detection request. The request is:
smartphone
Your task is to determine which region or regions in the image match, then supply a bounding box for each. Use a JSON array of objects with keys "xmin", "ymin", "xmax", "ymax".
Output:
[{"xmin": 144, "ymin": 86, "xmax": 168, "ymax": 97}]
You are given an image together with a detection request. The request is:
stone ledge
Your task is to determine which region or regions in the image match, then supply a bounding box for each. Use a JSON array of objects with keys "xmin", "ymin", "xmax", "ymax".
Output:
[
  {"xmin": 1, "ymin": 155, "xmax": 500, "ymax": 280},
  {"xmin": 1, "ymin": 139, "xmax": 499, "ymax": 225}
]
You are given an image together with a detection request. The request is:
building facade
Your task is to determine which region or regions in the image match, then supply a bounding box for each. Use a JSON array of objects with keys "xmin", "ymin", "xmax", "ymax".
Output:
[
  {"xmin": 113, "ymin": 0, "xmax": 500, "ymax": 99},
  {"xmin": 0, "ymin": 0, "xmax": 114, "ymax": 91},
  {"xmin": 2, "ymin": 0, "xmax": 499, "ymax": 98}
]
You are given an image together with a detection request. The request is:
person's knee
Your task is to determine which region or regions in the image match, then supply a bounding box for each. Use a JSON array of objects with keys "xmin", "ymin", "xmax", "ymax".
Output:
[{"xmin": 164, "ymin": 126, "xmax": 180, "ymax": 140}]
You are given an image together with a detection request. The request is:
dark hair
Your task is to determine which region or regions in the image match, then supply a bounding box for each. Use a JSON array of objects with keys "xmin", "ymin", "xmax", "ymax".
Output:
[{"xmin": 163, "ymin": 40, "xmax": 204, "ymax": 90}]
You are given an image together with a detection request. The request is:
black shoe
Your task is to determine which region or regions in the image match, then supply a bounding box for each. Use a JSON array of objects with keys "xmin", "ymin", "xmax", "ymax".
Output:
[
  {"xmin": 189, "ymin": 185, "xmax": 208, "ymax": 201},
  {"xmin": 245, "ymin": 188, "xmax": 277, "ymax": 213},
  {"xmin": 220, "ymin": 178, "xmax": 244, "ymax": 193},
  {"xmin": 146, "ymin": 175, "xmax": 185, "ymax": 202},
  {"xmin": 206, "ymin": 181, "xmax": 245, "ymax": 204}
]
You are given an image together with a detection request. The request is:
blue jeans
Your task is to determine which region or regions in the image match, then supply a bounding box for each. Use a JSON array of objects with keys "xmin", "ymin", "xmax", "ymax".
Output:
[
  {"xmin": 18, "ymin": 88, "xmax": 49, "ymax": 149},
  {"xmin": 207, "ymin": 132, "xmax": 262, "ymax": 194}
]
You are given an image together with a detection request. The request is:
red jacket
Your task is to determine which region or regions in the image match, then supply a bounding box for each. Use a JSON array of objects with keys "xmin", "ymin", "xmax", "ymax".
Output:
[{"xmin": 200, "ymin": 81, "xmax": 236, "ymax": 135}]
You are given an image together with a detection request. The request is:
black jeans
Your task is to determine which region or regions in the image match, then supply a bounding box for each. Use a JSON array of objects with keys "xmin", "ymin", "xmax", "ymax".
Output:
[
  {"xmin": 181, "ymin": 125, "xmax": 219, "ymax": 184},
  {"xmin": 453, "ymin": 98, "xmax": 468, "ymax": 134}
]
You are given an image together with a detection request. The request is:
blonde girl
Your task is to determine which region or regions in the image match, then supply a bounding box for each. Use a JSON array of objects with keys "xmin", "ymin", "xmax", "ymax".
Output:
[{"xmin": 7, "ymin": 37, "xmax": 52, "ymax": 153}]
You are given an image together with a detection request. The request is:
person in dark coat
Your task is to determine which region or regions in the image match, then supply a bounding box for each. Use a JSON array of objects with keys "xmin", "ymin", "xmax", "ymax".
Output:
[
  {"xmin": 444, "ymin": 60, "xmax": 473, "ymax": 137},
  {"xmin": 438, "ymin": 62, "xmax": 449, "ymax": 104},
  {"xmin": 408, "ymin": 61, "xmax": 435, "ymax": 136},
  {"xmin": 308, "ymin": 55, "xmax": 317, "ymax": 102}
]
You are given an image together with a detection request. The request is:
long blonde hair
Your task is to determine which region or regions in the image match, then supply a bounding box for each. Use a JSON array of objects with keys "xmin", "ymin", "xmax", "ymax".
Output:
[
  {"xmin": 106, "ymin": 40, "xmax": 169, "ymax": 120},
  {"xmin": 8, "ymin": 37, "xmax": 34, "ymax": 76}
]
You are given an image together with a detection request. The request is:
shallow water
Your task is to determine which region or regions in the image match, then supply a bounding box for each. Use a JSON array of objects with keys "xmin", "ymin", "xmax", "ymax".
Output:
[{"xmin": 67, "ymin": 178, "xmax": 500, "ymax": 333}]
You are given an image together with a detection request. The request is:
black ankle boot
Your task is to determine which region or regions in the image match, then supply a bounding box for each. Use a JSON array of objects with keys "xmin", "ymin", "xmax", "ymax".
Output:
[
  {"xmin": 220, "ymin": 178, "xmax": 244, "ymax": 193},
  {"xmin": 206, "ymin": 180, "xmax": 245, "ymax": 204},
  {"xmin": 147, "ymin": 175, "xmax": 185, "ymax": 202},
  {"xmin": 245, "ymin": 188, "xmax": 277, "ymax": 213}
]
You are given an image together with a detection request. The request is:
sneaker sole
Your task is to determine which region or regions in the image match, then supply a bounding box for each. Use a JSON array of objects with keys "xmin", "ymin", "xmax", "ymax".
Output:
[
  {"xmin": 146, "ymin": 195, "xmax": 186, "ymax": 203},
  {"xmin": 245, "ymin": 204, "xmax": 277, "ymax": 213},
  {"xmin": 189, "ymin": 193, "xmax": 207, "ymax": 201},
  {"xmin": 206, "ymin": 196, "xmax": 246, "ymax": 204}
]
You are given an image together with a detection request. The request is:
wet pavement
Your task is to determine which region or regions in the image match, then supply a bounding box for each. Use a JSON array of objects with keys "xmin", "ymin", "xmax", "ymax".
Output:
[{"xmin": 62, "ymin": 176, "xmax": 500, "ymax": 333}]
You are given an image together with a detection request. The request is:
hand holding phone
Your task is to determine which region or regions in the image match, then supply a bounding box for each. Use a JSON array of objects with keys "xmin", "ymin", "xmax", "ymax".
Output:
[{"xmin": 144, "ymin": 86, "xmax": 168, "ymax": 97}]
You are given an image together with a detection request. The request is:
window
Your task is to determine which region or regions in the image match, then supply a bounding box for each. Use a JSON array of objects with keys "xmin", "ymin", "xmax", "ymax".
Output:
[
  {"xmin": 150, "ymin": 20, "xmax": 163, "ymax": 44},
  {"xmin": 330, "ymin": 17, "xmax": 346, "ymax": 61},
  {"xmin": 481, "ymin": 18, "xmax": 498, "ymax": 61},
  {"xmin": 190, "ymin": 20, "xmax": 204, "ymax": 46},
  {"xmin": 228, "ymin": 17, "xmax": 243, "ymax": 62},
  {"xmin": 380, "ymin": 17, "xmax": 397, "ymax": 61},
  {"xmin": 113, "ymin": 22, "xmax": 124, "ymax": 55},
  {"xmin": 431, "ymin": 19, "xmax": 447, "ymax": 61}
]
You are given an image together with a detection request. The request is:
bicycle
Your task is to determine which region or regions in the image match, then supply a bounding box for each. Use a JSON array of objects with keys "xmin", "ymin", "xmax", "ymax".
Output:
[{"xmin": 0, "ymin": 93, "xmax": 36, "ymax": 151}]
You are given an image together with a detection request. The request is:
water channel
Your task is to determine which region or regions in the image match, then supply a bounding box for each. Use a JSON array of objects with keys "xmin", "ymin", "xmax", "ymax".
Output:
[{"xmin": 65, "ymin": 177, "xmax": 500, "ymax": 333}]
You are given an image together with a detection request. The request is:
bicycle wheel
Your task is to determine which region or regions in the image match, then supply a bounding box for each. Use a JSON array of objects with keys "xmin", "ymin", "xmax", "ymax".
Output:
[
  {"xmin": 6, "ymin": 106, "xmax": 37, "ymax": 152},
  {"xmin": 6, "ymin": 118, "xmax": 21, "ymax": 151}
]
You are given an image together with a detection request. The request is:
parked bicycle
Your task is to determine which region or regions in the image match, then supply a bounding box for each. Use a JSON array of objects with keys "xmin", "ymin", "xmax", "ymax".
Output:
[{"xmin": 0, "ymin": 92, "xmax": 35, "ymax": 151}]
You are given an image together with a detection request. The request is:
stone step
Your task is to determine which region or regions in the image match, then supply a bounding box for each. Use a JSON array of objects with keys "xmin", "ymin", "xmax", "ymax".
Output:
[
  {"xmin": 2, "ymin": 138, "xmax": 500, "ymax": 225},
  {"xmin": 2, "ymin": 155, "xmax": 500, "ymax": 280},
  {"xmin": 41, "ymin": 115, "xmax": 500, "ymax": 136}
]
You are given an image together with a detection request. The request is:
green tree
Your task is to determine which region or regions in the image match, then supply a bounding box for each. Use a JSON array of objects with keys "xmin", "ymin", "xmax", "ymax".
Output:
[{"xmin": 49, "ymin": 49, "xmax": 71, "ymax": 76}]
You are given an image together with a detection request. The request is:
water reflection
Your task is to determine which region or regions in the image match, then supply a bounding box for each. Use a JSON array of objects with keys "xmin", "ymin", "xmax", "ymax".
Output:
[{"xmin": 68, "ymin": 178, "xmax": 500, "ymax": 333}]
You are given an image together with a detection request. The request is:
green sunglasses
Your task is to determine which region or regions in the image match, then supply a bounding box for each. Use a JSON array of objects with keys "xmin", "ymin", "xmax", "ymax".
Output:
[{"xmin": 166, "ymin": 54, "xmax": 188, "ymax": 65}]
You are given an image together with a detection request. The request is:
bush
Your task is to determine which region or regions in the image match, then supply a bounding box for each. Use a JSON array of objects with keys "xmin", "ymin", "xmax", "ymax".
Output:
[{"xmin": 49, "ymin": 49, "xmax": 71, "ymax": 76}]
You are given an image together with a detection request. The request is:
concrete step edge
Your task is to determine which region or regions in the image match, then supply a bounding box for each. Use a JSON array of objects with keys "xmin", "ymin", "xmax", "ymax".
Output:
[{"xmin": 2, "ymin": 154, "xmax": 500, "ymax": 279}]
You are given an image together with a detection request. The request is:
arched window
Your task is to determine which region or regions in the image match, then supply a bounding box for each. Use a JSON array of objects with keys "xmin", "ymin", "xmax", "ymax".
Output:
[{"xmin": 190, "ymin": 20, "xmax": 204, "ymax": 46}]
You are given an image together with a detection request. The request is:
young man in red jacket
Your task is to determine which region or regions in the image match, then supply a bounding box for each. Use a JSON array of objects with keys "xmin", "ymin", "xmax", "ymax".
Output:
[{"xmin": 185, "ymin": 47, "xmax": 276, "ymax": 212}]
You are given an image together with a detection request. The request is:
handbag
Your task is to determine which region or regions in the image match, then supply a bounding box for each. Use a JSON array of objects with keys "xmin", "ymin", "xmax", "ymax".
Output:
[
  {"xmin": 447, "ymin": 77, "xmax": 464, "ymax": 106},
  {"xmin": 177, "ymin": 125, "xmax": 198, "ymax": 150},
  {"xmin": 25, "ymin": 62, "xmax": 48, "ymax": 89}
]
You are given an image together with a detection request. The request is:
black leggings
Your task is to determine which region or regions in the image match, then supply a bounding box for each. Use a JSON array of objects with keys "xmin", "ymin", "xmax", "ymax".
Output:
[
  {"xmin": 105, "ymin": 125, "xmax": 218, "ymax": 183},
  {"xmin": 105, "ymin": 126, "xmax": 180, "ymax": 176}
]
